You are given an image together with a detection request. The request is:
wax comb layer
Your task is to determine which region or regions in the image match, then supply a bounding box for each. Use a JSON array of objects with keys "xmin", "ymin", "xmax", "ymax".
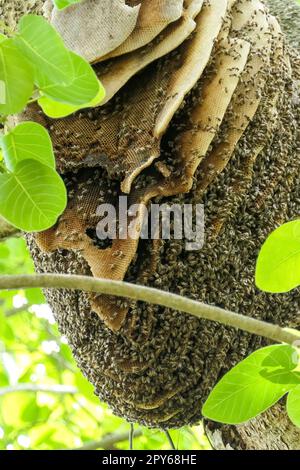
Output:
[
  {"xmin": 100, "ymin": 0, "xmax": 186, "ymax": 61},
  {"xmin": 209, "ymin": 32, "xmax": 287, "ymax": 239},
  {"xmin": 154, "ymin": 0, "xmax": 229, "ymax": 137},
  {"xmin": 159, "ymin": 37, "xmax": 251, "ymax": 196},
  {"xmin": 195, "ymin": 0, "xmax": 274, "ymax": 197},
  {"xmin": 47, "ymin": 0, "xmax": 140, "ymax": 63},
  {"xmin": 97, "ymin": 0, "xmax": 202, "ymax": 105},
  {"xmin": 18, "ymin": 1, "xmax": 207, "ymax": 196}
]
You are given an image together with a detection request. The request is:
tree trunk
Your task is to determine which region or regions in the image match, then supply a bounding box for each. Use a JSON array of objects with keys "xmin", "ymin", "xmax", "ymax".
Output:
[
  {"xmin": 205, "ymin": 402, "xmax": 300, "ymax": 450},
  {"xmin": 3, "ymin": 0, "xmax": 300, "ymax": 450}
]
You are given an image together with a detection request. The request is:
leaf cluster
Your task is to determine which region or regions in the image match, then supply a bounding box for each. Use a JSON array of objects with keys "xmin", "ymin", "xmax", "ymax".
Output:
[{"xmin": 0, "ymin": 15, "xmax": 105, "ymax": 231}]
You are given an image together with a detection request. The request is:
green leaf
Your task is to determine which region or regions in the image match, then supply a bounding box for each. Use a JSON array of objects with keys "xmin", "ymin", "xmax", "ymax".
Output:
[
  {"xmin": 262, "ymin": 343, "xmax": 299, "ymax": 370},
  {"xmin": 0, "ymin": 33, "xmax": 6, "ymax": 42},
  {"xmin": 15, "ymin": 15, "xmax": 74, "ymax": 87},
  {"xmin": 287, "ymin": 385, "xmax": 300, "ymax": 428},
  {"xmin": 0, "ymin": 159, "xmax": 67, "ymax": 231},
  {"xmin": 0, "ymin": 122, "xmax": 55, "ymax": 171},
  {"xmin": 0, "ymin": 38, "xmax": 34, "ymax": 115},
  {"xmin": 52, "ymin": 0, "xmax": 83, "ymax": 11},
  {"xmin": 202, "ymin": 345, "xmax": 300, "ymax": 425},
  {"xmin": 37, "ymin": 51, "xmax": 101, "ymax": 105},
  {"xmin": 256, "ymin": 220, "xmax": 300, "ymax": 293},
  {"xmin": 38, "ymin": 81, "xmax": 105, "ymax": 118}
]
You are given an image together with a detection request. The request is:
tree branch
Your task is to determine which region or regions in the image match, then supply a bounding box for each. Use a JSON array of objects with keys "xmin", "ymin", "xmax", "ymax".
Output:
[
  {"xmin": 0, "ymin": 274, "xmax": 298, "ymax": 345},
  {"xmin": 0, "ymin": 383, "xmax": 78, "ymax": 397},
  {"xmin": 4, "ymin": 304, "xmax": 33, "ymax": 317},
  {"xmin": 0, "ymin": 218, "xmax": 20, "ymax": 241},
  {"xmin": 74, "ymin": 430, "xmax": 143, "ymax": 451}
]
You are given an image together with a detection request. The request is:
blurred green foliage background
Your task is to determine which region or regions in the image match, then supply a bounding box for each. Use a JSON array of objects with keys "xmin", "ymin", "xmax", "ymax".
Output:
[{"xmin": 0, "ymin": 237, "xmax": 210, "ymax": 450}]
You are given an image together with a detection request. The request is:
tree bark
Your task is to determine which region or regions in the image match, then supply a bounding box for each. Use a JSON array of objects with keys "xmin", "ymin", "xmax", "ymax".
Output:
[
  {"xmin": 205, "ymin": 402, "xmax": 300, "ymax": 450},
  {"xmin": 0, "ymin": 217, "xmax": 19, "ymax": 240}
]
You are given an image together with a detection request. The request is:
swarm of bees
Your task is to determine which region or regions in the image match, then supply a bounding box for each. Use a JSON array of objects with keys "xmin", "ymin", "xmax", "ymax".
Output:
[{"xmin": 11, "ymin": 0, "xmax": 300, "ymax": 431}]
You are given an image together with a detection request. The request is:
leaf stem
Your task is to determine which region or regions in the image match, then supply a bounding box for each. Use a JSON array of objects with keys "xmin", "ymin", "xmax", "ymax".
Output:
[
  {"xmin": 0, "ymin": 274, "xmax": 298, "ymax": 345},
  {"xmin": 28, "ymin": 93, "xmax": 41, "ymax": 104}
]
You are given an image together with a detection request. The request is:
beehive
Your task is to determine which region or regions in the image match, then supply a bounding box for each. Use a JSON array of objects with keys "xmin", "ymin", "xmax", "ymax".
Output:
[{"xmin": 4, "ymin": 0, "xmax": 300, "ymax": 434}]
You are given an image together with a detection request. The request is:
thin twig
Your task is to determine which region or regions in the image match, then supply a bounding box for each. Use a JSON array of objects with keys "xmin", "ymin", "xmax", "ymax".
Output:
[
  {"xmin": 164, "ymin": 430, "xmax": 176, "ymax": 450},
  {"xmin": 0, "ymin": 274, "xmax": 298, "ymax": 345},
  {"xmin": 0, "ymin": 218, "xmax": 20, "ymax": 240},
  {"xmin": 0, "ymin": 384, "xmax": 78, "ymax": 397},
  {"xmin": 129, "ymin": 424, "xmax": 134, "ymax": 451},
  {"xmin": 75, "ymin": 430, "xmax": 143, "ymax": 451},
  {"xmin": 5, "ymin": 304, "xmax": 33, "ymax": 317}
]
